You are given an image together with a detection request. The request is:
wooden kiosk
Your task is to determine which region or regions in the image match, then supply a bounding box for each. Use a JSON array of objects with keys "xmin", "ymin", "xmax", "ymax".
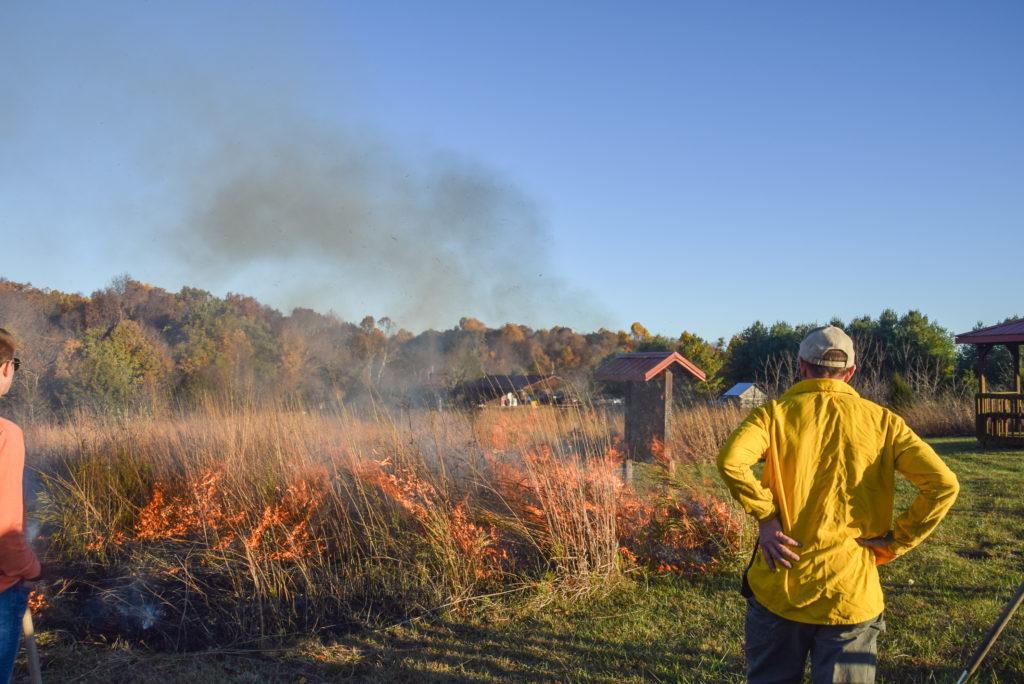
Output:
[
  {"xmin": 595, "ymin": 352, "xmax": 706, "ymax": 474},
  {"xmin": 955, "ymin": 319, "xmax": 1024, "ymax": 448}
]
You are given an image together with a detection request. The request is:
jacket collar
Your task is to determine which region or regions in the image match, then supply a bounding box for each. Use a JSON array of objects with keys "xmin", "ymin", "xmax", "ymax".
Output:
[{"xmin": 783, "ymin": 378, "xmax": 860, "ymax": 399}]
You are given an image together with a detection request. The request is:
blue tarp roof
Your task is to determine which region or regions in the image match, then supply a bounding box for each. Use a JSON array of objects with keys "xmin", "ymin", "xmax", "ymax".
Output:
[{"xmin": 723, "ymin": 382, "xmax": 758, "ymax": 397}]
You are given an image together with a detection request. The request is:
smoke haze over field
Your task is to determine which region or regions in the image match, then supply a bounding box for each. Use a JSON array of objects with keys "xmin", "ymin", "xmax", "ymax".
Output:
[
  {"xmin": 5, "ymin": 3, "xmax": 1022, "ymax": 339},
  {"xmin": 3, "ymin": 3, "xmax": 607, "ymax": 333},
  {"xmin": 174, "ymin": 109, "xmax": 603, "ymax": 331}
]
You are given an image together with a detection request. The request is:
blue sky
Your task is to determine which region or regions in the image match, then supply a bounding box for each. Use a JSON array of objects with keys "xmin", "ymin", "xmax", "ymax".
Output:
[{"xmin": 2, "ymin": 2, "xmax": 1021, "ymax": 340}]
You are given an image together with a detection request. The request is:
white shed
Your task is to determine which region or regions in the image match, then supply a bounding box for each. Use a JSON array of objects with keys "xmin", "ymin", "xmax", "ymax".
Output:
[{"xmin": 720, "ymin": 382, "xmax": 768, "ymax": 409}]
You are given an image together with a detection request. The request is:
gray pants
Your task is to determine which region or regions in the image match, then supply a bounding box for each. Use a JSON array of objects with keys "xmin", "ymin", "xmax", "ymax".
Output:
[{"xmin": 745, "ymin": 597, "xmax": 885, "ymax": 684}]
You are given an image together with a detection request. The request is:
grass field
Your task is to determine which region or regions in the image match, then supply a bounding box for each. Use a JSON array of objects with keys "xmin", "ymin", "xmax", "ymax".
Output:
[{"xmin": 13, "ymin": 426, "xmax": 1024, "ymax": 683}]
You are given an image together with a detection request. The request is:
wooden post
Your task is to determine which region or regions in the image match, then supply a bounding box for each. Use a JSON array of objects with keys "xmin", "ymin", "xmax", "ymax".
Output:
[
  {"xmin": 977, "ymin": 345, "xmax": 990, "ymax": 393},
  {"xmin": 1013, "ymin": 344, "xmax": 1022, "ymax": 438},
  {"xmin": 1012, "ymin": 344, "xmax": 1022, "ymax": 394},
  {"xmin": 976, "ymin": 345, "xmax": 990, "ymax": 445},
  {"xmin": 624, "ymin": 372, "xmax": 673, "ymax": 464},
  {"xmin": 625, "ymin": 378, "xmax": 658, "ymax": 462},
  {"xmin": 596, "ymin": 352, "xmax": 706, "ymax": 477},
  {"xmin": 663, "ymin": 371, "xmax": 675, "ymax": 474}
]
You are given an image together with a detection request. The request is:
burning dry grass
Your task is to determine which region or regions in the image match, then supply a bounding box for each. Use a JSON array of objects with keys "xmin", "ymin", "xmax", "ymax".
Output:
[
  {"xmin": 24, "ymin": 404, "xmax": 749, "ymax": 648},
  {"xmin": 22, "ymin": 394, "xmax": 973, "ymax": 650}
]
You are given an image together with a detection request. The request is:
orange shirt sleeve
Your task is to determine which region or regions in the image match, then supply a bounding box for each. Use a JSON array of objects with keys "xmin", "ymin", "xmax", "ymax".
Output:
[{"xmin": 0, "ymin": 419, "xmax": 41, "ymax": 581}]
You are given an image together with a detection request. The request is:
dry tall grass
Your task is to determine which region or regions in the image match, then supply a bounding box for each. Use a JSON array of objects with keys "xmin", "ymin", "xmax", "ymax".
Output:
[
  {"xmin": 671, "ymin": 403, "xmax": 747, "ymax": 462},
  {"xmin": 25, "ymin": 403, "xmax": 746, "ymax": 649},
  {"xmin": 25, "ymin": 394, "xmax": 970, "ymax": 649},
  {"xmin": 899, "ymin": 396, "xmax": 974, "ymax": 437}
]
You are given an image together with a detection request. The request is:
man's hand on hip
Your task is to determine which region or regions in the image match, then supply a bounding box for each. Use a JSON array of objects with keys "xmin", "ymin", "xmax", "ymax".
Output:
[
  {"xmin": 857, "ymin": 535, "xmax": 897, "ymax": 565},
  {"xmin": 758, "ymin": 517, "xmax": 801, "ymax": 571}
]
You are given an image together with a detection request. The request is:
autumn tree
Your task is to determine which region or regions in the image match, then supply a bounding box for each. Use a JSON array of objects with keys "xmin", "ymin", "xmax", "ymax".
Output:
[
  {"xmin": 0, "ymin": 282, "xmax": 73, "ymax": 420},
  {"xmin": 444, "ymin": 321, "xmax": 488, "ymax": 388},
  {"xmin": 170, "ymin": 287, "xmax": 280, "ymax": 401},
  {"xmin": 56, "ymin": 320, "xmax": 171, "ymax": 411},
  {"xmin": 491, "ymin": 323, "xmax": 530, "ymax": 373},
  {"xmin": 277, "ymin": 308, "xmax": 359, "ymax": 405},
  {"xmin": 676, "ymin": 331, "xmax": 727, "ymax": 397},
  {"xmin": 628, "ymin": 322, "xmax": 651, "ymax": 349}
]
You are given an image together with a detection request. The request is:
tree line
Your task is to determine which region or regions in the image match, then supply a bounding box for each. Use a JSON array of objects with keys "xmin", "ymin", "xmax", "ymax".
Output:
[{"xmin": 0, "ymin": 276, "xmax": 1015, "ymax": 419}]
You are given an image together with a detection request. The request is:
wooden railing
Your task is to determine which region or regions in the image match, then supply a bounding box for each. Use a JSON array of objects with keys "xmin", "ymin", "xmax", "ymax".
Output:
[{"xmin": 976, "ymin": 392, "xmax": 1024, "ymax": 446}]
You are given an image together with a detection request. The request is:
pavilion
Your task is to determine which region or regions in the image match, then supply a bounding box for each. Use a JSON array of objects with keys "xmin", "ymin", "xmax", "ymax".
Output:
[
  {"xmin": 955, "ymin": 319, "xmax": 1024, "ymax": 448},
  {"xmin": 595, "ymin": 351, "xmax": 706, "ymax": 467}
]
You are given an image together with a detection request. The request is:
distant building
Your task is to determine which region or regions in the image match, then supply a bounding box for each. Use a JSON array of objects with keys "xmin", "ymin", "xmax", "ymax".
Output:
[
  {"xmin": 720, "ymin": 382, "xmax": 768, "ymax": 409},
  {"xmin": 454, "ymin": 375, "xmax": 561, "ymax": 408}
]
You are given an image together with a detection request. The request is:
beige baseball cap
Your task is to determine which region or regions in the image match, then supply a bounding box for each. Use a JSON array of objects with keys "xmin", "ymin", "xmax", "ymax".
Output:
[{"xmin": 798, "ymin": 325, "xmax": 855, "ymax": 369}]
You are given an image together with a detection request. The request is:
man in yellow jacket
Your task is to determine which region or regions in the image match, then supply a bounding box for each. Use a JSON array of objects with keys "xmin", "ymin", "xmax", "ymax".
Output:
[{"xmin": 717, "ymin": 325, "xmax": 959, "ymax": 683}]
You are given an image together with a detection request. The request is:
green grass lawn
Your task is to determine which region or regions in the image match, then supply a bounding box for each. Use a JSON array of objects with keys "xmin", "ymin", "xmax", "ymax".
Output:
[{"xmin": 18, "ymin": 437, "xmax": 1024, "ymax": 683}]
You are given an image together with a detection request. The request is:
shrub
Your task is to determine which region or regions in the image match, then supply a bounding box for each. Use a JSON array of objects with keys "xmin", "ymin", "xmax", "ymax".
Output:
[{"xmin": 890, "ymin": 372, "xmax": 915, "ymax": 413}]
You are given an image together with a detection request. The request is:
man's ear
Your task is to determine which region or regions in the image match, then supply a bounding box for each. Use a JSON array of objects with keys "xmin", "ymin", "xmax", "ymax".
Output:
[{"xmin": 843, "ymin": 364, "xmax": 857, "ymax": 383}]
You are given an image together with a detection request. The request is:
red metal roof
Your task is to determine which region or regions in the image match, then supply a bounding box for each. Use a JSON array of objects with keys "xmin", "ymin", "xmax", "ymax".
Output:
[
  {"xmin": 594, "ymin": 351, "xmax": 707, "ymax": 383},
  {"xmin": 955, "ymin": 319, "xmax": 1024, "ymax": 345}
]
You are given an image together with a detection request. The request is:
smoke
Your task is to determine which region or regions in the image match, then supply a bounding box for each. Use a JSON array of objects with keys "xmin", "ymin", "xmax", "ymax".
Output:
[
  {"xmin": 25, "ymin": 517, "xmax": 40, "ymax": 544},
  {"xmin": 172, "ymin": 107, "xmax": 603, "ymax": 331},
  {"xmin": 2, "ymin": 3, "xmax": 607, "ymax": 331}
]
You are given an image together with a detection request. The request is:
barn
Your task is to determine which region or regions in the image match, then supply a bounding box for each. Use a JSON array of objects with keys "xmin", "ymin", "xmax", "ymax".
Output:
[{"xmin": 454, "ymin": 374, "xmax": 561, "ymax": 407}]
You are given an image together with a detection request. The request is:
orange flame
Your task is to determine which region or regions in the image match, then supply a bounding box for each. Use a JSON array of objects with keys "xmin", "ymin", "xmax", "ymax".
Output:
[
  {"xmin": 134, "ymin": 467, "xmax": 327, "ymax": 563},
  {"xmin": 28, "ymin": 590, "xmax": 49, "ymax": 615}
]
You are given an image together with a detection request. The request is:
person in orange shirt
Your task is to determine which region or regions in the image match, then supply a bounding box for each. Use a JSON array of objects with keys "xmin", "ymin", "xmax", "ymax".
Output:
[
  {"xmin": 717, "ymin": 326, "xmax": 959, "ymax": 683},
  {"xmin": 0, "ymin": 329, "xmax": 41, "ymax": 684}
]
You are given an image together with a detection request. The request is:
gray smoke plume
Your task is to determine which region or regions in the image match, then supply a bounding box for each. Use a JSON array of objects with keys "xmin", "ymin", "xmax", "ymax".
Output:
[
  {"xmin": 1, "ymin": 4, "xmax": 607, "ymax": 331},
  {"xmin": 174, "ymin": 109, "xmax": 601, "ymax": 331}
]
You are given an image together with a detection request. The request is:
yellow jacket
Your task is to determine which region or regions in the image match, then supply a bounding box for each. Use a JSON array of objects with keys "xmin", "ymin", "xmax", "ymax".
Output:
[{"xmin": 717, "ymin": 378, "xmax": 959, "ymax": 625}]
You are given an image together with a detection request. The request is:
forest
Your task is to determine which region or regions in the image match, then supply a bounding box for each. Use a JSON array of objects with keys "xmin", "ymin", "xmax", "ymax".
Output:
[{"xmin": 0, "ymin": 276, "xmax": 1015, "ymax": 418}]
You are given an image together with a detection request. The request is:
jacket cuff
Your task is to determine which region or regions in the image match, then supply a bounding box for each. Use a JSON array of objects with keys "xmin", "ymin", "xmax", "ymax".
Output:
[{"xmin": 885, "ymin": 530, "xmax": 910, "ymax": 556}]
